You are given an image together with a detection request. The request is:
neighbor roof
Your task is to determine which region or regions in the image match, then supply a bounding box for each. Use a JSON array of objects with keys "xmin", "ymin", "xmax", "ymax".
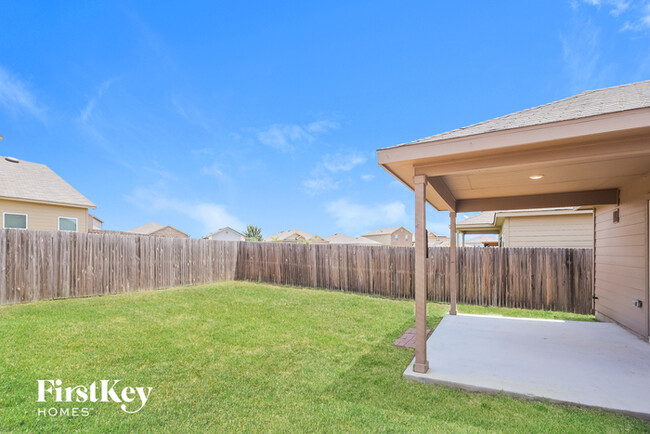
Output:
[
  {"xmin": 363, "ymin": 226, "xmax": 410, "ymax": 236},
  {"xmin": 125, "ymin": 222, "xmax": 188, "ymax": 236},
  {"xmin": 265, "ymin": 229, "xmax": 322, "ymax": 242},
  {"xmin": 396, "ymin": 80, "xmax": 650, "ymax": 147},
  {"xmin": 0, "ymin": 156, "xmax": 96, "ymax": 208},
  {"xmin": 465, "ymin": 234, "xmax": 499, "ymax": 245},
  {"xmin": 457, "ymin": 207, "xmax": 589, "ymax": 229},
  {"xmin": 88, "ymin": 213, "xmax": 103, "ymax": 223},
  {"xmin": 457, "ymin": 212, "xmax": 496, "ymax": 227},
  {"xmin": 126, "ymin": 222, "xmax": 165, "ymax": 234},
  {"xmin": 325, "ymin": 233, "xmax": 383, "ymax": 245},
  {"xmin": 202, "ymin": 226, "xmax": 244, "ymax": 239}
]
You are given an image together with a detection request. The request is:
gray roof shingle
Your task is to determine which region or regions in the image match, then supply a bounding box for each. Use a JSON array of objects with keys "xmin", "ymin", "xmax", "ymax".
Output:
[
  {"xmin": 362, "ymin": 226, "xmax": 409, "ymax": 236},
  {"xmin": 402, "ymin": 80, "xmax": 650, "ymax": 146},
  {"xmin": 457, "ymin": 212, "xmax": 496, "ymax": 227},
  {"xmin": 265, "ymin": 229, "xmax": 325, "ymax": 242},
  {"xmin": 0, "ymin": 156, "xmax": 95, "ymax": 208},
  {"xmin": 325, "ymin": 233, "xmax": 383, "ymax": 245},
  {"xmin": 126, "ymin": 222, "xmax": 166, "ymax": 234},
  {"xmin": 202, "ymin": 226, "xmax": 244, "ymax": 239}
]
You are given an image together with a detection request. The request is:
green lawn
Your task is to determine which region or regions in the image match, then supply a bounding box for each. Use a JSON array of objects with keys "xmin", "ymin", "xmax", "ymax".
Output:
[{"xmin": 1, "ymin": 281, "xmax": 647, "ymax": 432}]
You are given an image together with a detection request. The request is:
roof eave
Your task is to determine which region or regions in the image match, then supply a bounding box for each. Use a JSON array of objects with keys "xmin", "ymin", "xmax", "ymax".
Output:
[
  {"xmin": 377, "ymin": 107, "xmax": 650, "ymax": 165},
  {"xmin": 0, "ymin": 195, "xmax": 96, "ymax": 210}
]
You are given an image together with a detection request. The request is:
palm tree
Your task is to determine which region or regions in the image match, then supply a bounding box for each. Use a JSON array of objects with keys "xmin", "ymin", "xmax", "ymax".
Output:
[{"xmin": 243, "ymin": 225, "xmax": 263, "ymax": 241}]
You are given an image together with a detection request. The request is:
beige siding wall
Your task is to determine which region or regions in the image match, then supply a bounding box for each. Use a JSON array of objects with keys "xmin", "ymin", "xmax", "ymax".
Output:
[
  {"xmin": 594, "ymin": 173, "xmax": 649, "ymax": 339},
  {"xmin": 501, "ymin": 214, "xmax": 594, "ymax": 248},
  {"xmin": 0, "ymin": 198, "xmax": 88, "ymax": 232},
  {"xmin": 363, "ymin": 233, "xmax": 392, "ymax": 245},
  {"xmin": 392, "ymin": 227, "xmax": 413, "ymax": 246},
  {"xmin": 364, "ymin": 228, "xmax": 413, "ymax": 246}
]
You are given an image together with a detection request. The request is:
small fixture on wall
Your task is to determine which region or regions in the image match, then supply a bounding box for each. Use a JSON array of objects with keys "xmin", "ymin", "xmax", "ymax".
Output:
[
  {"xmin": 613, "ymin": 208, "xmax": 620, "ymax": 224},
  {"xmin": 634, "ymin": 299, "xmax": 643, "ymax": 308}
]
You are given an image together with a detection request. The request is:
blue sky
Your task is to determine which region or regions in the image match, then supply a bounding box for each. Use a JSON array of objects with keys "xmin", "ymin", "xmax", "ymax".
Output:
[{"xmin": 1, "ymin": 1, "xmax": 649, "ymax": 238}]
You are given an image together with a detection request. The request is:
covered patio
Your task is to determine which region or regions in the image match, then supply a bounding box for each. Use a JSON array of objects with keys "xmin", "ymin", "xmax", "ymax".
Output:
[
  {"xmin": 378, "ymin": 81, "xmax": 650, "ymax": 415},
  {"xmin": 404, "ymin": 314, "xmax": 650, "ymax": 418}
]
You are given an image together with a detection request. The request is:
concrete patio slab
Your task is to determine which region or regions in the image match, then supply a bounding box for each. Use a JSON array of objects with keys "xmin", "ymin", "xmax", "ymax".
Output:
[{"xmin": 404, "ymin": 314, "xmax": 650, "ymax": 418}]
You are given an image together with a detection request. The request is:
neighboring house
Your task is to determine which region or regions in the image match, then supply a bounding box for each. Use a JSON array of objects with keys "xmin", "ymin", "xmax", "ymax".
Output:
[
  {"xmin": 464, "ymin": 234, "xmax": 499, "ymax": 247},
  {"xmin": 88, "ymin": 214, "xmax": 103, "ymax": 231},
  {"xmin": 457, "ymin": 208, "xmax": 593, "ymax": 248},
  {"xmin": 264, "ymin": 229, "xmax": 328, "ymax": 244},
  {"xmin": 362, "ymin": 227, "xmax": 413, "ymax": 247},
  {"xmin": 202, "ymin": 227, "xmax": 245, "ymax": 241},
  {"xmin": 0, "ymin": 156, "xmax": 96, "ymax": 232},
  {"xmin": 126, "ymin": 222, "xmax": 189, "ymax": 238},
  {"xmin": 428, "ymin": 232, "xmax": 450, "ymax": 247},
  {"xmin": 325, "ymin": 233, "xmax": 383, "ymax": 246}
]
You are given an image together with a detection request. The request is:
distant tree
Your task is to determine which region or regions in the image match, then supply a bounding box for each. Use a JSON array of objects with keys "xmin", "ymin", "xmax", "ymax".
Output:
[{"xmin": 243, "ymin": 225, "xmax": 263, "ymax": 241}]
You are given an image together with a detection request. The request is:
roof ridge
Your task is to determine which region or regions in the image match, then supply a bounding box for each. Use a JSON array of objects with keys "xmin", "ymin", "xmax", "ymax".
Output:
[{"xmin": 401, "ymin": 80, "xmax": 650, "ymax": 146}]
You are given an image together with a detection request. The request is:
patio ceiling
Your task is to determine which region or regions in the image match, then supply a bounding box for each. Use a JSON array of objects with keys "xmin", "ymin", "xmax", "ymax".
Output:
[{"xmin": 378, "ymin": 108, "xmax": 650, "ymax": 212}]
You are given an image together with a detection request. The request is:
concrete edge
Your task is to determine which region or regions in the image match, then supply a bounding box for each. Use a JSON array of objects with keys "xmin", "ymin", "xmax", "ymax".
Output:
[{"xmin": 403, "ymin": 364, "xmax": 650, "ymax": 421}]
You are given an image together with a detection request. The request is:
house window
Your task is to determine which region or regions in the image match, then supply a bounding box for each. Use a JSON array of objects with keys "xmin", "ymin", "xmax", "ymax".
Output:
[
  {"xmin": 394, "ymin": 234, "xmax": 398, "ymax": 241},
  {"xmin": 405, "ymin": 234, "xmax": 409, "ymax": 241},
  {"xmin": 3, "ymin": 213, "xmax": 28, "ymax": 229},
  {"xmin": 58, "ymin": 217, "xmax": 78, "ymax": 232}
]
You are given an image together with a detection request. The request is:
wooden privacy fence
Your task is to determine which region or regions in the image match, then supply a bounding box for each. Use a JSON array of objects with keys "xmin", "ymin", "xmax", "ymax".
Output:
[
  {"xmin": 234, "ymin": 243, "xmax": 594, "ymax": 314},
  {"xmin": 0, "ymin": 229, "xmax": 593, "ymax": 314},
  {"xmin": 0, "ymin": 229, "xmax": 237, "ymax": 305}
]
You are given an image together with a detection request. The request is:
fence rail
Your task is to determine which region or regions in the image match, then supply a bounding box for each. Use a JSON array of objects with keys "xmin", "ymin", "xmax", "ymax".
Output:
[{"xmin": 0, "ymin": 229, "xmax": 593, "ymax": 314}]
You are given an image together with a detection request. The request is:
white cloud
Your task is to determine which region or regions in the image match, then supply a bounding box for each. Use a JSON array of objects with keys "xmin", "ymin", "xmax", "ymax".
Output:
[
  {"xmin": 79, "ymin": 79, "xmax": 113, "ymax": 123},
  {"xmin": 361, "ymin": 174, "xmax": 375, "ymax": 181},
  {"xmin": 321, "ymin": 152, "xmax": 366, "ymax": 172},
  {"xmin": 0, "ymin": 65, "xmax": 45, "ymax": 119},
  {"xmin": 303, "ymin": 172, "xmax": 339, "ymax": 192},
  {"xmin": 258, "ymin": 124, "xmax": 311, "ymax": 151},
  {"xmin": 621, "ymin": 1, "xmax": 650, "ymax": 31},
  {"xmin": 325, "ymin": 198, "xmax": 407, "ymax": 234},
  {"xmin": 192, "ymin": 203, "xmax": 243, "ymax": 232},
  {"xmin": 303, "ymin": 151, "xmax": 366, "ymax": 193},
  {"xmin": 610, "ymin": 0, "xmax": 631, "ymax": 16},
  {"xmin": 580, "ymin": 0, "xmax": 650, "ymax": 30},
  {"xmin": 201, "ymin": 162, "xmax": 225, "ymax": 178},
  {"xmin": 191, "ymin": 148, "xmax": 214, "ymax": 157},
  {"xmin": 257, "ymin": 119, "xmax": 339, "ymax": 152},
  {"xmin": 581, "ymin": 0, "xmax": 631, "ymax": 16},
  {"xmin": 127, "ymin": 187, "xmax": 243, "ymax": 233},
  {"xmin": 172, "ymin": 95, "xmax": 212, "ymax": 132},
  {"xmin": 560, "ymin": 18, "xmax": 604, "ymax": 91},
  {"xmin": 305, "ymin": 119, "xmax": 339, "ymax": 134}
]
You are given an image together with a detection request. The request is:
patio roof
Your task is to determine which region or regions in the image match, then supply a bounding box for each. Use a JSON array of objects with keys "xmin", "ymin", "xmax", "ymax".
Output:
[
  {"xmin": 378, "ymin": 80, "xmax": 650, "ymax": 212},
  {"xmin": 378, "ymin": 80, "xmax": 650, "ymax": 377}
]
